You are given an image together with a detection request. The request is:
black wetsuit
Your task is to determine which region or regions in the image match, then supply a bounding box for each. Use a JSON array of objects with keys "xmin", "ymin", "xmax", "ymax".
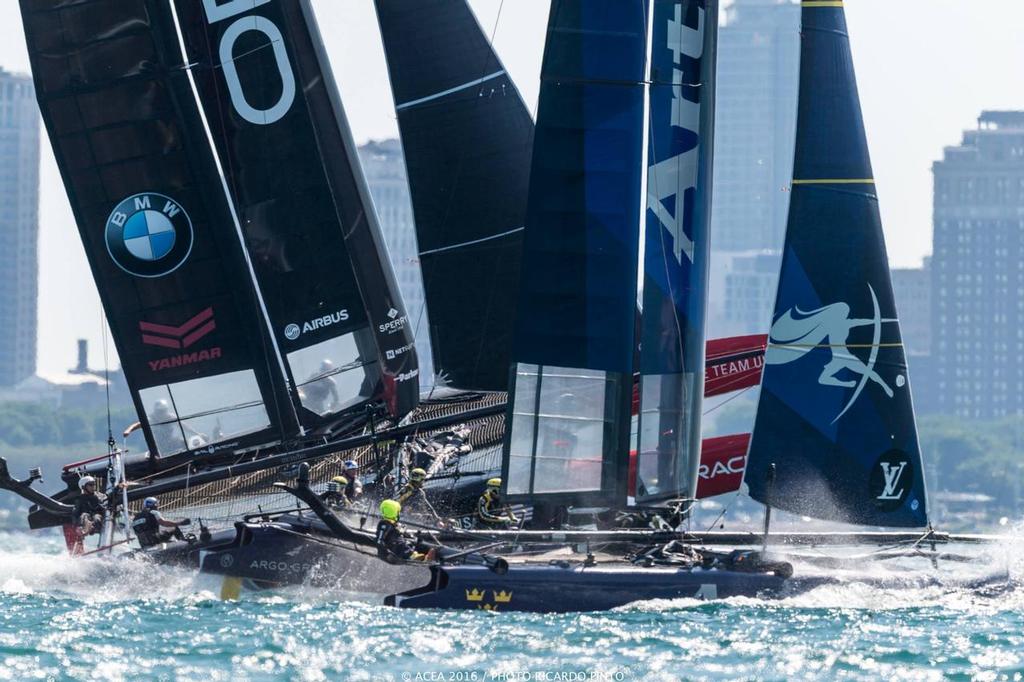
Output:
[
  {"xmin": 477, "ymin": 489, "xmax": 516, "ymax": 529},
  {"xmin": 73, "ymin": 492, "xmax": 108, "ymax": 534},
  {"xmin": 320, "ymin": 490, "xmax": 348, "ymax": 509},
  {"xmin": 131, "ymin": 509, "xmax": 183, "ymax": 548},
  {"xmin": 344, "ymin": 476, "xmax": 362, "ymax": 502},
  {"xmin": 375, "ymin": 519, "xmax": 415, "ymax": 563}
]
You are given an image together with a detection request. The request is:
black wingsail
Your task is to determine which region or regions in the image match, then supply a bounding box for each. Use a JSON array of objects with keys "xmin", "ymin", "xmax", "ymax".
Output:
[
  {"xmin": 172, "ymin": 0, "xmax": 419, "ymax": 419},
  {"xmin": 744, "ymin": 2, "xmax": 928, "ymax": 527},
  {"xmin": 20, "ymin": 0, "xmax": 301, "ymax": 459},
  {"xmin": 374, "ymin": 0, "xmax": 534, "ymax": 391}
]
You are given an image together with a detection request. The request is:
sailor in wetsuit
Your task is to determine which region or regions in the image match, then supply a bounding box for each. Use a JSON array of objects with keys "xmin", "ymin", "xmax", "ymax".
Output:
[
  {"xmin": 320, "ymin": 476, "xmax": 350, "ymax": 510},
  {"xmin": 476, "ymin": 478, "xmax": 519, "ymax": 529},
  {"xmin": 131, "ymin": 497, "xmax": 190, "ymax": 548},
  {"xmin": 395, "ymin": 468, "xmax": 427, "ymax": 508},
  {"xmin": 342, "ymin": 460, "xmax": 363, "ymax": 502},
  {"xmin": 73, "ymin": 475, "xmax": 107, "ymax": 536},
  {"xmin": 375, "ymin": 500, "xmax": 431, "ymax": 563}
]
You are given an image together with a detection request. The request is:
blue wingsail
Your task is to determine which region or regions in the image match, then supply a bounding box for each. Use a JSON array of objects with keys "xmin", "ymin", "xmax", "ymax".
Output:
[
  {"xmin": 636, "ymin": 0, "xmax": 718, "ymax": 505},
  {"xmin": 502, "ymin": 0, "xmax": 649, "ymax": 506},
  {"xmin": 744, "ymin": 2, "xmax": 928, "ymax": 527}
]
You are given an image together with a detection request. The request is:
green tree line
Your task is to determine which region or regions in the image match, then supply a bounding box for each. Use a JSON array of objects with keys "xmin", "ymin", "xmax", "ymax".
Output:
[{"xmin": 0, "ymin": 401, "xmax": 138, "ymax": 449}]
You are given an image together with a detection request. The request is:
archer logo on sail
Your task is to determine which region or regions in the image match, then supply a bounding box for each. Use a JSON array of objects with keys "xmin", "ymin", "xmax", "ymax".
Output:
[
  {"xmin": 140, "ymin": 307, "xmax": 222, "ymax": 372},
  {"xmin": 766, "ymin": 283, "xmax": 905, "ymax": 422},
  {"xmin": 105, "ymin": 193, "xmax": 194, "ymax": 278}
]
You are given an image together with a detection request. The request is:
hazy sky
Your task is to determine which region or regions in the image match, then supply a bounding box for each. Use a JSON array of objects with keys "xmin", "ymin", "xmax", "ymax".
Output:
[{"xmin": 1, "ymin": 0, "xmax": 1020, "ymax": 375}]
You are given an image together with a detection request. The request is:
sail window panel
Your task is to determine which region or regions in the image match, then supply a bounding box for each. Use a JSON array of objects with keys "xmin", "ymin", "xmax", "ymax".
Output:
[
  {"xmin": 139, "ymin": 370, "xmax": 270, "ymax": 457},
  {"xmin": 288, "ymin": 331, "xmax": 380, "ymax": 418},
  {"xmin": 506, "ymin": 364, "xmax": 614, "ymax": 497},
  {"xmin": 635, "ymin": 373, "xmax": 699, "ymax": 503}
]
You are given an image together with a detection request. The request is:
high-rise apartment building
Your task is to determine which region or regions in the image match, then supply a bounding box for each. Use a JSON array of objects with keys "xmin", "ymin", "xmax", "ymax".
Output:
[
  {"xmin": 932, "ymin": 112, "xmax": 1024, "ymax": 418},
  {"xmin": 706, "ymin": 0, "xmax": 798, "ymax": 338},
  {"xmin": 0, "ymin": 70, "xmax": 39, "ymax": 387},
  {"xmin": 358, "ymin": 139, "xmax": 434, "ymax": 384},
  {"xmin": 712, "ymin": 0, "xmax": 799, "ymax": 254},
  {"xmin": 891, "ymin": 259, "xmax": 931, "ymax": 358}
]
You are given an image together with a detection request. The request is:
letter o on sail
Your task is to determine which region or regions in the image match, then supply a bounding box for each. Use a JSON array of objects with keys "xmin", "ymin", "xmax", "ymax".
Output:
[{"xmin": 219, "ymin": 16, "xmax": 296, "ymax": 125}]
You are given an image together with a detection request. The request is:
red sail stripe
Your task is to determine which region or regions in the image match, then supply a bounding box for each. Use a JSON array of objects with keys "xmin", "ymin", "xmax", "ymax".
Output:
[{"xmin": 138, "ymin": 307, "xmax": 214, "ymax": 338}]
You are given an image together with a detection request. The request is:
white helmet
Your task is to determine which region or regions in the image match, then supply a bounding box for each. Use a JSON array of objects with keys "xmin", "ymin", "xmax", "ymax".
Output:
[{"xmin": 79, "ymin": 475, "xmax": 96, "ymax": 490}]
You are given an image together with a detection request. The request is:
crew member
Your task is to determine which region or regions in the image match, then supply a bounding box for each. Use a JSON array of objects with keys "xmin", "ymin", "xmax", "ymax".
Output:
[
  {"xmin": 476, "ymin": 478, "xmax": 519, "ymax": 529},
  {"xmin": 73, "ymin": 475, "xmax": 107, "ymax": 536},
  {"xmin": 375, "ymin": 500, "xmax": 430, "ymax": 563},
  {"xmin": 342, "ymin": 460, "xmax": 362, "ymax": 502},
  {"xmin": 395, "ymin": 468, "xmax": 427, "ymax": 507},
  {"xmin": 131, "ymin": 497, "xmax": 190, "ymax": 548},
  {"xmin": 303, "ymin": 360, "xmax": 340, "ymax": 415},
  {"xmin": 320, "ymin": 476, "xmax": 350, "ymax": 510}
]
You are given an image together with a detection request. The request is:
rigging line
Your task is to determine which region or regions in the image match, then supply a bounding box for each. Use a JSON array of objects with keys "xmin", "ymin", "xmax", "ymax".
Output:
[
  {"xmin": 100, "ymin": 310, "xmax": 114, "ymax": 451},
  {"xmin": 418, "ymin": 227, "xmax": 525, "ymax": 257},
  {"xmin": 701, "ymin": 384, "xmax": 756, "ymax": 416},
  {"xmin": 702, "ymin": 489, "xmax": 742, "ymax": 535}
]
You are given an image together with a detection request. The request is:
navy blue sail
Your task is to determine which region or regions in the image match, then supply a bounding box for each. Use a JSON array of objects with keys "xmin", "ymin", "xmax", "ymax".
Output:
[
  {"xmin": 173, "ymin": 0, "xmax": 419, "ymax": 420},
  {"xmin": 745, "ymin": 3, "xmax": 927, "ymax": 527},
  {"xmin": 502, "ymin": 0, "xmax": 649, "ymax": 506},
  {"xmin": 19, "ymin": 0, "xmax": 301, "ymax": 459},
  {"xmin": 374, "ymin": 0, "xmax": 534, "ymax": 392},
  {"xmin": 635, "ymin": 0, "xmax": 718, "ymax": 505}
]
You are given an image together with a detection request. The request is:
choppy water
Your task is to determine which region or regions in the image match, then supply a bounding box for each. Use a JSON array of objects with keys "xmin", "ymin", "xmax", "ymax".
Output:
[{"xmin": 2, "ymin": 529, "xmax": 1024, "ymax": 681}]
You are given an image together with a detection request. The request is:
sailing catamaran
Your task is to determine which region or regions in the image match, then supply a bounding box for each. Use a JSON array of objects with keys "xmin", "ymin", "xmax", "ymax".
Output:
[
  {"xmin": 274, "ymin": 0, "xmax": 1003, "ymax": 612},
  {"xmin": 0, "ymin": 0, "xmax": 522, "ymax": 581},
  {"xmin": 1, "ymin": 0, "xmax": 997, "ymax": 606}
]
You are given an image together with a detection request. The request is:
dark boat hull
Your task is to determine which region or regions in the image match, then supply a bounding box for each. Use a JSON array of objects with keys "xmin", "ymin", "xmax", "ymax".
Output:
[
  {"xmin": 141, "ymin": 516, "xmax": 429, "ymax": 592},
  {"xmin": 387, "ymin": 563, "xmax": 804, "ymax": 613}
]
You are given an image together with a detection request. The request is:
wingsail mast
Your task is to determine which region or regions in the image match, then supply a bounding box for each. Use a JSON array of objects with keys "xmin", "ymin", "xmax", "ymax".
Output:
[
  {"xmin": 636, "ymin": 0, "xmax": 718, "ymax": 506},
  {"xmin": 19, "ymin": 0, "xmax": 302, "ymax": 459},
  {"xmin": 502, "ymin": 1, "xmax": 650, "ymax": 507},
  {"xmin": 745, "ymin": 0, "xmax": 928, "ymax": 528},
  {"xmin": 374, "ymin": 0, "xmax": 535, "ymax": 392},
  {"xmin": 170, "ymin": 0, "xmax": 419, "ymax": 421}
]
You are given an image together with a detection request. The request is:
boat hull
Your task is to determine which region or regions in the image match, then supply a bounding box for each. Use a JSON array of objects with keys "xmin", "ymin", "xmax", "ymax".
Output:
[{"xmin": 388, "ymin": 563, "xmax": 801, "ymax": 613}]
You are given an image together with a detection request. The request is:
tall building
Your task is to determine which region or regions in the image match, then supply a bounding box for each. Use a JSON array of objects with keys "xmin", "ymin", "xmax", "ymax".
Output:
[
  {"xmin": 932, "ymin": 112, "xmax": 1024, "ymax": 418},
  {"xmin": 0, "ymin": 70, "xmax": 39, "ymax": 387},
  {"xmin": 711, "ymin": 0, "xmax": 799, "ymax": 254},
  {"xmin": 358, "ymin": 139, "xmax": 434, "ymax": 384},
  {"xmin": 891, "ymin": 259, "xmax": 931, "ymax": 357},
  {"xmin": 710, "ymin": 250, "xmax": 778, "ymax": 338},
  {"xmin": 706, "ymin": 0, "xmax": 798, "ymax": 338}
]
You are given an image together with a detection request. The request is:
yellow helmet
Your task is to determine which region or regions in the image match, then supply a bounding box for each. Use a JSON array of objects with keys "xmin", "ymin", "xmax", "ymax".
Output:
[
  {"xmin": 410, "ymin": 468, "xmax": 427, "ymax": 482},
  {"xmin": 332, "ymin": 476, "xmax": 349, "ymax": 486},
  {"xmin": 380, "ymin": 499, "xmax": 401, "ymax": 522},
  {"xmin": 487, "ymin": 477, "xmax": 501, "ymax": 489}
]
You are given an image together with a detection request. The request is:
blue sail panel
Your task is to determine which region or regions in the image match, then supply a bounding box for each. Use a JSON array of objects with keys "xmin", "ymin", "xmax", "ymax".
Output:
[
  {"xmin": 745, "ymin": 3, "xmax": 928, "ymax": 527},
  {"xmin": 503, "ymin": 0, "xmax": 649, "ymax": 506},
  {"xmin": 635, "ymin": 0, "xmax": 718, "ymax": 505}
]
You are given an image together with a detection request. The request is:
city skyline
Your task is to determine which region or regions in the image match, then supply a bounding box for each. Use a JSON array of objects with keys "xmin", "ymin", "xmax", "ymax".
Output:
[{"xmin": 0, "ymin": 1, "xmax": 1016, "ymax": 373}]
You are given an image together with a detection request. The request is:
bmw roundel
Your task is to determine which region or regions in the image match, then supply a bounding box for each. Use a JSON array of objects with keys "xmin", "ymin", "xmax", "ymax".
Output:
[{"xmin": 105, "ymin": 193, "xmax": 194, "ymax": 278}]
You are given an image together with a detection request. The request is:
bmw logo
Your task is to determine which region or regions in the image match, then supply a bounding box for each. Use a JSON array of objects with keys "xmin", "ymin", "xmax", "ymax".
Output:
[
  {"xmin": 284, "ymin": 324, "xmax": 301, "ymax": 341},
  {"xmin": 105, "ymin": 192, "xmax": 194, "ymax": 278}
]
